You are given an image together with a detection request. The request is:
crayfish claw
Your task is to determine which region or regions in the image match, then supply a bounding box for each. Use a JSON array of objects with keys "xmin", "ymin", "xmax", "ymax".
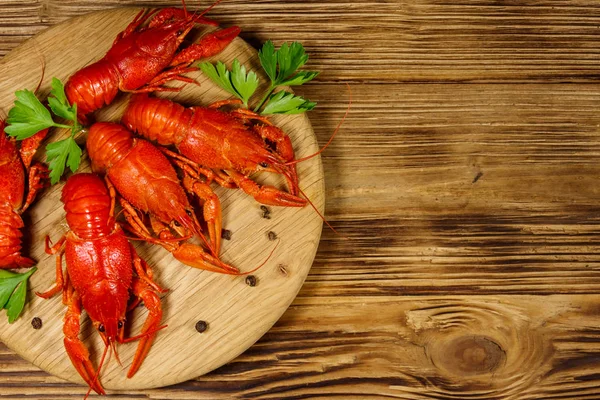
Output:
[
  {"xmin": 226, "ymin": 170, "xmax": 306, "ymax": 207},
  {"xmin": 173, "ymin": 242, "xmax": 239, "ymax": 275},
  {"xmin": 64, "ymin": 336, "xmax": 105, "ymax": 396},
  {"xmin": 127, "ymin": 279, "xmax": 164, "ymax": 378}
]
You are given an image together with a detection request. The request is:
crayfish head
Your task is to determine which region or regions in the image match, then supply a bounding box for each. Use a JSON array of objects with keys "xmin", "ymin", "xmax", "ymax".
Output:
[
  {"xmin": 138, "ymin": 21, "xmax": 192, "ymax": 61},
  {"xmin": 96, "ymin": 318, "xmax": 126, "ymax": 347}
]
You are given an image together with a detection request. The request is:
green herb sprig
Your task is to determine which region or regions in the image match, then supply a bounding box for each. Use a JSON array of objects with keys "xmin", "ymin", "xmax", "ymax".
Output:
[
  {"xmin": 198, "ymin": 40, "xmax": 319, "ymax": 115},
  {"xmin": 200, "ymin": 60, "xmax": 259, "ymax": 108},
  {"xmin": 0, "ymin": 267, "xmax": 37, "ymax": 323},
  {"xmin": 6, "ymin": 78, "xmax": 83, "ymax": 184}
]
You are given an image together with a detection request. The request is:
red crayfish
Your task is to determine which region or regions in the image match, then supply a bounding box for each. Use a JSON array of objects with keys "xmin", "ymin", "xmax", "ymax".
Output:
[
  {"xmin": 65, "ymin": 1, "xmax": 240, "ymax": 123},
  {"xmin": 0, "ymin": 120, "xmax": 48, "ymax": 268},
  {"xmin": 122, "ymin": 94, "xmax": 307, "ymax": 207},
  {"xmin": 86, "ymin": 121, "xmax": 238, "ymax": 274},
  {"xmin": 37, "ymin": 173, "xmax": 166, "ymax": 395}
]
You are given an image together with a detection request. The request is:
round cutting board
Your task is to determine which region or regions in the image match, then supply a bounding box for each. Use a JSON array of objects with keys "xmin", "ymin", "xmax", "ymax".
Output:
[{"xmin": 0, "ymin": 8, "xmax": 324, "ymax": 391}]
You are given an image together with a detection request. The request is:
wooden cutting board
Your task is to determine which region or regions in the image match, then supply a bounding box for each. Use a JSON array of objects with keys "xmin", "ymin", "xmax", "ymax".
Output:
[{"xmin": 0, "ymin": 8, "xmax": 324, "ymax": 391}]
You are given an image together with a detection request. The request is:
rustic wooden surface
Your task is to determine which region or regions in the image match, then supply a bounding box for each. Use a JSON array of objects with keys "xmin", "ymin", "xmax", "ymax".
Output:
[{"xmin": 1, "ymin": 0, "xmax": 600, "ymax": 399}]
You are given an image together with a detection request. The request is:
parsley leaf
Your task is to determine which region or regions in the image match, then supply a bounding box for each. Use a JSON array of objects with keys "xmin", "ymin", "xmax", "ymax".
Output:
[
  {"xmin": 200, "ymin": 40, "xmax": 319, "ymax": 115},
  {"xmin": 0, "ymin": 267, "xmax": 36, "ymax": 323},
  {"xmin": 255, "ymin": 40, "xmax": 319, "ymax": 112},
  {"xmin": 279, "ymin": 71, "xmax": 320, "ymax": 87},
  {"xmin": 48, "ymin": 78, "xmax": 78, "ymax": 122},
  {"xmin": 262, "ymin": 91, "xmax": 316, "ymax": 115},
  {"xmin": 199, "ymin": 61, "xmax": 237, "ymax": 96},
  {"xmin": 258, "ymin": 40, "xmax": 277, "ymax": 82},
  {"xmin": 46, "ymin": 137, "xmax": 82, "ymax": 185},
  {"xmin": 5, "ymin": 90, "xmax": 58, "ymax": 139},
  {"xmin": 199, "ymin": 60, "xmax": 259, "ymax": 107},
  {"xmin": 231, "ymin": 60, "xmax": 259, "ymax": 106},
  {"xmin": 6, "ymin": 77, "xmax": 84, "ymax": 184}
]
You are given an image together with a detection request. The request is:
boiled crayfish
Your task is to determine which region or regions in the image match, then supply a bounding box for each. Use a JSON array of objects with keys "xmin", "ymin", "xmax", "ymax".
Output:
[
  {"xmin": 86, "ymin": 121, "xmax": 239, "ymax": 274},
  {"xmin": 122, "ymin": 94, "xmax": 307, "ymax": 207},
  {"xmin": 65, "ymin": 2, "xmax": 240, "ymax": 123},
  {"xmin": 0, "ymin": 120, "xmax": 48, "ymax": 268},
  {"xmin": 37, "ymin": 173, "xmax": 166, "ymax": 395}
]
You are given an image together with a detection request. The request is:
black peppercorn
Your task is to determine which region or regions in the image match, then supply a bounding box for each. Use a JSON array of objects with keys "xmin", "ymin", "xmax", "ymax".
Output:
[
  {"xmin": 221, "ymin": 229, "xmax": 232, "ymax": 240},
  {"xmin": 195, "ymin": 320, "xmax": 208, "ymax": 333},
  {"xmin": 31, "ymin": 317, "xmax": 42, "ymax": 330},
  {"xmin": 245, "ymin": 275, "xmax": 257, "ymax": 287},
  {"xmin": 261, "ymin": 205, "xmax": 271, "ymax": 219}
]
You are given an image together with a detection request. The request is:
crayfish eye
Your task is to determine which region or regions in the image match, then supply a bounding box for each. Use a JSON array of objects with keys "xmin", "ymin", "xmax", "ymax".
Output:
[
  {"xmin": 260, "ymin": 162, "xmax": 269, "ymax": 168},
  {"xmin": 98, "ymin": 324, "xmax": 105, "ymax": 333},
  {"xmin": 118, "ymin": 321, "xmax": 123, "ymax": 329},
  {"xmin": 186, "ymin": 210, "xmax": 193, "ymax": 217},
  {"xmin": 173, "ymin": 220, "xmax": 181, "ymax": 227}
]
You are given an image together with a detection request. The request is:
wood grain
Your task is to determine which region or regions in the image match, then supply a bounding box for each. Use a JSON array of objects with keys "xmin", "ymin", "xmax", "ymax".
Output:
[
  {"xmin": 3, "ymin": 0, "xmax": 600, "ymax": 83},
  {"xmin": 2, "ymin": 0, "xmax": 600, "ymax": 399},
  {"xmin": 2, "ymin": 296, "xmax": 600, "ymax": 399}
]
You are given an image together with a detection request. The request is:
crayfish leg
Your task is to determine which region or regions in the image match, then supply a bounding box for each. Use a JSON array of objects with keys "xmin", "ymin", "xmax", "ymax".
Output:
[
  {"xmin": 206, "ymin": 99, "xmax": 243, "ymax": 109},
  {"xmin": 35, "ymin": 249, "xmax": 68, "ymax": 302},
  {"xmin": 120, "ymin": 198, "xmax": 154, "ymax": 239},
  {"xmin": 130, "ymin": 244, "xmax": 167, "ymax": 294},
  {"xmin": 113, "ymin": 9, "xmax": 155, "ymax": 45},
  {"xmin": 178, "ymin": 165, "xmax": 222, "ymax": 254},
  {"xmin": 63, "ymin": 291, "xmax": 106, "ymax": 395},
  {"xmin": 19, "ymin": 128, "xmax": 49, "ymax": 171},
  {"xmin": 251, "ymin": 124, "xmax": 300, "ymax": 196},
  {"xmin": 21, "ymin": 163, "xmax": 49, "ymax": 213}
]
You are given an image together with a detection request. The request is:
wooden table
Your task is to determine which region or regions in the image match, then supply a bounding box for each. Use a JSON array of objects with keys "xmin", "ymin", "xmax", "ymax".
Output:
[{"xmin": 1, "ymin": 1, "xmax": 599, "ymax": 399}]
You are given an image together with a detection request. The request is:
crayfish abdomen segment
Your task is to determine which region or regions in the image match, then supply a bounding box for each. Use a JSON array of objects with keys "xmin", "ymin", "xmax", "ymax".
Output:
[
  {"xmin": 122, "ymin": 93, "xmax": 191, "ymax": 146},
  {"xmin": 65, "ymin": 61, "xmax": 120, "ymax": 121},
  {"xmin": 0, "ymin": 205, "xmax": 32, "ymax": 269},
  {"xmin": 61, "ymin": 173, "xmax": 114, "ymax": 239},
  {"xmin": 87, "ymin": 122, "xmax": 135, "ymax": 173},
  {"xmin": 0, "ymin": 133, "xmax": 25, "ymax": 211}
]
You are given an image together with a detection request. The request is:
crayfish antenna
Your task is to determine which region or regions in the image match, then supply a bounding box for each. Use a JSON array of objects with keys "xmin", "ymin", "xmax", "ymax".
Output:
[
  {"xmin": 111, "ymin": 341, "xmax": 122, "ymax": 367},
  {"xmin": 83, "ymin": 343, "xmax": 110, "ymax": 400},
  {"xmin": 233, "ymin": 239, "xmax": 280, "ymax": 276},
  {"xmin": 197, "ymin": 0, "xmax": 225, "ymax": 18},
  {"xmin": 122, "ymin": 324, "xmax": 168, "ymax": 343},
  {"xmin": 285, "ymin": 84, "xmax": 352, "ymax": 238},
  {"xmin": 285, "ymin": 83, "xmax": 352, "ymax": 167},
  {"xmin": 33, "ymin": 55, "xmax": 46, "ymax": 95},
  {"xmin": 298, "ymin": 187, "xmax": 347, "ymax": 239}
]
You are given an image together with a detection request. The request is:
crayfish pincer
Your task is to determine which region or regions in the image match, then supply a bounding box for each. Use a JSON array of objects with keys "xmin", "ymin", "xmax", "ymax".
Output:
[
  {"xmin": 0, "ymin": 120, "xmax": 48, "ymax": 268},
  {"xmin": 37, "ymin": 173, "xmax": 167, "ymax": 395}
]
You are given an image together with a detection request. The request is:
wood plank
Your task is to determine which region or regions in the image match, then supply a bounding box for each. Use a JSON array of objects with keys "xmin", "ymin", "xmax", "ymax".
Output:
[
  {"xmin": 284, "ymin": 83, "xmax": 600, "ymax": 295},
  {"xmin": 296, "ymin": 83, "xmax": 600, "ymax": 217},
  {"xmin": 1, "ymin": 295, "xmax": 599, "ymax": 399},
  {"xmin": 1, "ymin": 1, "xmax": 599, "ymax": 82}
]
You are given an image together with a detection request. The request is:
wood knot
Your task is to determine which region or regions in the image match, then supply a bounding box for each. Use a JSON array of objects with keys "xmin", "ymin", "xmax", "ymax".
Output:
[{"xmin": 433, "ymin": 335, "xmax": 505, "ymax": 376}]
